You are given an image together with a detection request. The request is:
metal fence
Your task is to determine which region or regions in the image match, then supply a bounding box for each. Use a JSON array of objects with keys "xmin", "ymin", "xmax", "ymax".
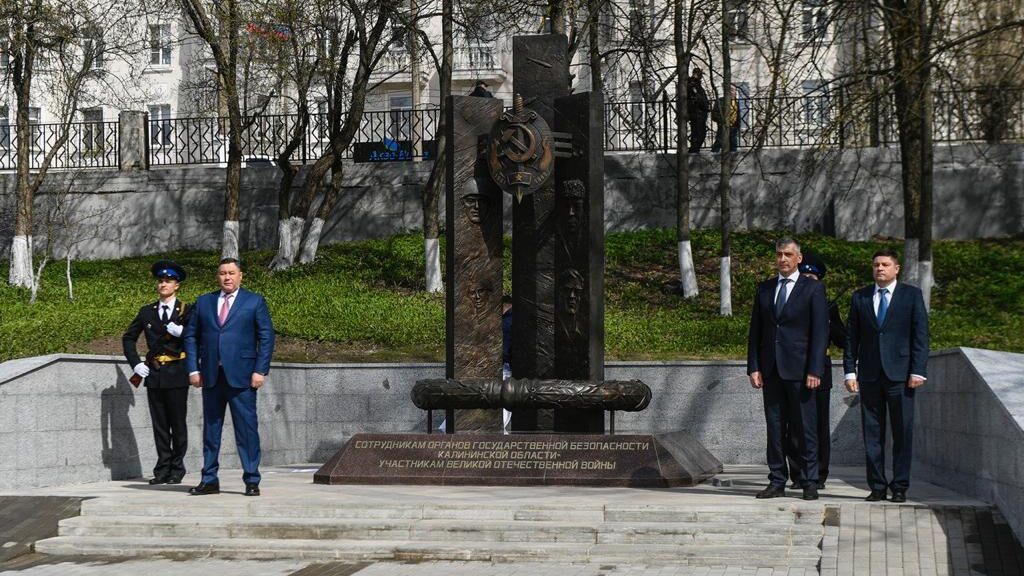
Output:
[
  {"xmin": 150, "ymin": 108, "xmax": 441, "ymax": 166},
  {"xmin": 0, "ymin": 120, "xmax": 119, "ymax": 171},
  {"xmin": 1, "ymin": 88, "xmax": 1020, "ymax": 172}
]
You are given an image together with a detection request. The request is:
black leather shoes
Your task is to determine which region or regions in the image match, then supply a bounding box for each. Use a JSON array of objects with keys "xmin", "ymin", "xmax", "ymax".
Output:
[
  {"xmin": 148, "ymin": 477, "xmax": 168, "ymax": 485},
  {"xmin": 244, "ymin": 484, "xmax": 260, "ymax": 497},
  {"xmin": 756, "ymin": 485, "xmax": 786, "ymax": 499},
  {"xmin": 802, "ymin": 486, "xmax": 819, "ymax": 500},
  {"xmin": 166, "ymin": 477, "xmax": 183, "ymax": 485},
  {"xmin": 865, "ymin": 489, "xmax": 887, "ymax": 502},
  {"xmin": 189, "ymin": 482, "xmax": 220, "ymax": 496},
  {"xmin": 890, "ymin": 490, "xmax": 907, "ymax": 503}
]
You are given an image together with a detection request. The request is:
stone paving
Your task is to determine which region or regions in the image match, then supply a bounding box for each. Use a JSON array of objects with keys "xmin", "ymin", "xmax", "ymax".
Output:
[{"xmin": 1, "ymin": 466, "xmax": 1021, "ymax": 576}]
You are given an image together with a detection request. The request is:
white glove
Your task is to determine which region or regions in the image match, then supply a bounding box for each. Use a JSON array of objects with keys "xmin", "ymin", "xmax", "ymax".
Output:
[
  {"xmin": 165, "ymin": 322, "xmax": 183, "ymax": 337},
  {"xmin": 133, "ymin": 363, "xmax": 150, "ymax": 378}
]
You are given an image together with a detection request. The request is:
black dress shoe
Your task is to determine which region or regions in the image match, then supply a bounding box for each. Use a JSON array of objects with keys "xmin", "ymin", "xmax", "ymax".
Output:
[
  {"xmin": 148, "ymin": 477, "xmax": 168, "ymax": 485},
  {"xmin": 890, "ymin": 490, "xmax": 907, "ymax": 503},
  {"xmin": 802, "ymin": 486, "xmax": 819, "ymax": 500},
  {"xmin": 756, "ymin": 485, "xmax": 786, "ymax": 499},
  {"xmin": 189, "ymin": 482, "xmax": 220, "ymax": 496},
  {"xmin": 166, "ymin": 477, "xmax": 183, "ymax": 485},
  {"xmin": 865, "ymin": 489, "xmax": 887, "ymax": 502},
  {"xmin": 244, "ymin": 484, "xmax": 260, "ymax": 497}
]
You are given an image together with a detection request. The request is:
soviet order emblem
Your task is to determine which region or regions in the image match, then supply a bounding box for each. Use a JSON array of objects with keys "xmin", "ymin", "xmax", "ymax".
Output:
[{"xmin": 488, "ymin": 94, "xmax": 554, "ymax": 203}]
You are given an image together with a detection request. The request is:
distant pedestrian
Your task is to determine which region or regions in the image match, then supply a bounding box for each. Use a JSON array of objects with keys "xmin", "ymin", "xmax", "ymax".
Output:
[
  {"xmin": 844, "ymin": 249, "xmax": 929, "ymax": 503},
  {"xmin": 470, "ymin": 80, "xmax": 493, "ymax": 98},
  {"xmin": 711, "ymin": 85, "xmax": 741, "ymax": 152},
  {"xmin": 122, "ymin": 260, "xmax": 192, "ymax": 486},
  {"xmin": 687, "ymin": 67, "xmax": 711, "ymax": 153}
]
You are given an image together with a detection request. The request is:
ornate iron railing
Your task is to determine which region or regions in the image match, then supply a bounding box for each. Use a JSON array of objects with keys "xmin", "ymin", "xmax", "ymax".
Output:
[
  {"xmin": 1, "ymin": 88, "xmax": 1019, "ymax": 172},
  {"xmin": 0, "ymin": 120, "xmax": 118, "ymax": 170}
]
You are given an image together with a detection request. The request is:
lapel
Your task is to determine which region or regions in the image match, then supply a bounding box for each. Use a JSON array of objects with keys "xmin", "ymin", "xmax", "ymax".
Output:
[{"xmin": 865, "ymin": 286, "xmax": 880, "ymax": 330}]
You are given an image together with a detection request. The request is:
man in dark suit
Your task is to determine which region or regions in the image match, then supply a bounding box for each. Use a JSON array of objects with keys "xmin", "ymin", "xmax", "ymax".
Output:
[
  {"xmin": 785, "ymin": 253, "xmax": 847, "ymax": 490},
  {"xmin": 844, "ymin": 249, "xmax": 929, "ymax": 503},
  {"xmin": 184, "ymin": 258, "xmax": 274, "ymax": 497},
  {"xmin": 747, "ymin": 238, "xmax": 829, "ymax": 500},
  {"xmin": 123, "ymin": 260, "xmax": 192, "ymax": 485}
]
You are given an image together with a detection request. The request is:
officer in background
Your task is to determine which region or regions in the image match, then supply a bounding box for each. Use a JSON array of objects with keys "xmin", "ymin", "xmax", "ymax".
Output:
[{"xmin": 123, "ymin": 260, "xmax": 192, "ymax": 485}]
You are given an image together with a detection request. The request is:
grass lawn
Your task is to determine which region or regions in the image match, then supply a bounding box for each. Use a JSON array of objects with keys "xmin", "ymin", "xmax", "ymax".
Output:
[{"xmin": 1, "ymin": 229, "xmax": 1022, "ymax": 363}]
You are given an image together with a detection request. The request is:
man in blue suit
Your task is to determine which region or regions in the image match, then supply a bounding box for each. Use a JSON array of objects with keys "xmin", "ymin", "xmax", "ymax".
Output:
[
  {"xmin": 184, "ymin": 258, "xmax": 274, "ymax": 496},
  {"xmin": 747, "ymin": 238, "xmax": 829, "ymax": 501},
  {"xmin": 844, "ymin": 249, "xmax": 929, "ymax": 503}
]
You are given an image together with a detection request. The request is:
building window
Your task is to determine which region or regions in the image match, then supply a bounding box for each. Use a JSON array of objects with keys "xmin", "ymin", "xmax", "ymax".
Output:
[
  {"xmin": 149, "ymin": 24, "xmax": 172, "ymax": 66},
  {"xmin": 801, "ymin": 0, "xmax": 828, "ymax": 43},
  {"xmin": 388, "ymin": 94, "xmax": 412, "ymax": 142},
  {"xmin": 81, "ymin": 108, "xmax": 104, "ymax": 153},
  {"xmin": 28, "ymin": 107, "xmax": 42, "ymax": 148},
  {"xmin": 83, "ymin": 30, "xmax": 105, "ymax": 69},
  {"xmin": 149, "ymin": 104, "xmax": 172, "ymax": 146},
  {"xmin": 725, "ymin": 0, "xmax": 750, "ymax": 41},
  {"xmin": 0, "ymin": 106, "xmax": 9, "ymax": 148},
  {"xmin": 802, "ymin": 81, "xmax": 830, "ymax": 132}
]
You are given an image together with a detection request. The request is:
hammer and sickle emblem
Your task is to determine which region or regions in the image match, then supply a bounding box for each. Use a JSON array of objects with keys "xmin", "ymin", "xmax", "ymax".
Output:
[{"xmin": 500, "ymin": 123, "xmax": 536, "ymax": 163}]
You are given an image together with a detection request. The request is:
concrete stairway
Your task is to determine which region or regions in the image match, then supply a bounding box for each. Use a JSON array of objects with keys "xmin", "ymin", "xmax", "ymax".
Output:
[{"xmin": 35, "ymin": 498, "xmax": 825, "ymax": 567}]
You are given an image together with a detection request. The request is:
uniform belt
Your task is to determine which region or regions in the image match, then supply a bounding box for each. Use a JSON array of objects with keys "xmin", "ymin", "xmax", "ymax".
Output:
[{"xmin": 153, "ymin": 352, "xmax": 186, "ymax": 365}]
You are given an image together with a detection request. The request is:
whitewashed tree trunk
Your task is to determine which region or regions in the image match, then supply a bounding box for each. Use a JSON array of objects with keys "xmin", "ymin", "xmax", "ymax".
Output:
[
  {"xmin": 677, "ymin": 240, "xmax": 699, "ymax": 298},
  {"xmin": 65, "ymin": 251, "xmax": 74, "ymax": 300},
  {"xmin": 719, "ymin": 256, "xmax": 732, "ymax": 316},
  {"xmin": 221, "ymin": 220, "xmax": 240, "ymax": 260},
  {"xmin": 298, "ymin": 217, "xmax": 325, "ymax": 264},
  {"xmin": 918, "ymin": 259, "xmax": 933, "ymax": 312},
  {"xmin": 424, "ymin": 237, "xmax": 442, "ymax": 293},
  {"xmin": 269, "ymin": 216, "xmax": 304, "ymax": 270},
  {"xmin": 8, "ymin": 235, "xmax": 34, "ymax": 288},
  {"xmin": 902, "ymin": 238, "xmax": 920, "ymax": 287},
  {"xmin": 29, "ymin": 254, "xmax": 48, "ymax": 305}
]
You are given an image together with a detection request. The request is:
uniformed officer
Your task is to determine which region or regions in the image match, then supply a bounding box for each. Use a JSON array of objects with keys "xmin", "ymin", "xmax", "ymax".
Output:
[{"xmin": 123, "ymin": 260, "xmax": 192, "ymax": 485}]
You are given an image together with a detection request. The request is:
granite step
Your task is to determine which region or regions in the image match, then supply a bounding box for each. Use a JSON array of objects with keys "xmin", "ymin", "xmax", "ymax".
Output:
[
  {"xmin": 77, "ymin": 499, "xmax": 822, "ymax": 525},
  {"xmin": 34, "ymin": 536, "xmax": 823, "ymax": 567},
  {"xmin": 56, "ymin": 515, "xmax": 823, "ymax": 546}
]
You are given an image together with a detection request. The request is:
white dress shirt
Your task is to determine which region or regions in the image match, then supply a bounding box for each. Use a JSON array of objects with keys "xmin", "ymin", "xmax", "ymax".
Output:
[{"xmin": 774, "ymin": 270, "xmax": 802, "ymax": 303}]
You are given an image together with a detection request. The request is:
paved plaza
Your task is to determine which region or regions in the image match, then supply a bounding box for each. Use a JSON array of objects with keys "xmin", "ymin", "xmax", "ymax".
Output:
[{"xmin": 1, "ymin": 466, "xmax": 1021, "ymax": 575}]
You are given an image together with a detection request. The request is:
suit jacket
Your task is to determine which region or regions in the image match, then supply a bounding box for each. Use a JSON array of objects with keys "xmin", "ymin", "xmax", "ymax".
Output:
[
  {"xmin": 122, "ymin": 300, "xmax": 192, "ymax": 389},
  {"xmin": 843, "ymin": 282, "xmax": 929, "ymax": 382},
  {"xmin": 747, "ymin": 275, "xmax": 829, "ymax": 381},
  {"xmin": 184, "ymin": 288, "xmax": 274, "ymax": 388}
]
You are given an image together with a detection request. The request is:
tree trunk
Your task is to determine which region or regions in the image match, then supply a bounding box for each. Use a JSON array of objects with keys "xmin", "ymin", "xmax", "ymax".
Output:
[
  {"xmin": 269, "ymin": 162, "xmax": 300, "ymax": 270},
  {"xmin": 718, "ymin": 0, "xmax": 733, "ymax": 316},
  {"xmin": 299, "ymin": 156, "xmax": 346, "ymax": 264},
  {"xmin": 421, "ymin": 0, "xmax": 452, "ymax": 294},
  {"xmin": 549, "ymin": 0, "xmax": 567, "ymax": 34},
  {"xmin": 885, "ymin": 0, "xmax": 933, "ymax": 310},
  {"xmin": 674, "ymin": 0, "xmax": 698, "ymax": 298},
  {"xmin": 65, "ymin": 250, "xmax": 74, "ymax": 300},
  {"xmin": 588, "ymin": 0, "xmax": 603, "ymax": 93},
  {"xmin": 221, "ymin": 84, "xmax": 243, "ymax": 260},
  {"xmin": 9, "ymin": 35, "xmax": 34, "ymax": 289}
]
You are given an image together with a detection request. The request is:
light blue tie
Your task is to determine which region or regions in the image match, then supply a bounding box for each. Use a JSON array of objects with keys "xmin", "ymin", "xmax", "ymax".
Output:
[{"xmin": 877, "ymin": 288, "xmax": 889, "ymax": 325}]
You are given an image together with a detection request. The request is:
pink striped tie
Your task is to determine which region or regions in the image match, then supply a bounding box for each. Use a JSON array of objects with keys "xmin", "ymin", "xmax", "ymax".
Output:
[{"xmin": 218, "ymin": 293, "xmax": 233, "ymax": 326}]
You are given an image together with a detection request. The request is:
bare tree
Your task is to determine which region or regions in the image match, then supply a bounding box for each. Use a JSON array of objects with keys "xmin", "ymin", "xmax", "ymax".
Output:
[
  {"xmin": 717, "ymin": 0, "xmax": 734, "ymax": 316},
  {"xmin": 179, "ymin": 0, "xmax": 279, "ymax": 259},
  {"xmin": 2, "ymin": 0, "xmax": 153, "ymax": 288}
]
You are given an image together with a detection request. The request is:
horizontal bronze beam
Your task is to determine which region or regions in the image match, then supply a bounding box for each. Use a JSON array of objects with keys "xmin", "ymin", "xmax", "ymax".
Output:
[{"xmin": 411, "ymin": 378, "xmax": 651, "ymax": 412}]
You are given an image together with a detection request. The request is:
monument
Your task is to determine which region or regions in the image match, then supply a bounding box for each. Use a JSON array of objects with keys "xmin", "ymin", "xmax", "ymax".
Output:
[{"xmin": 315, "ymin": 34, "xmax": 722, "ymax": 487}]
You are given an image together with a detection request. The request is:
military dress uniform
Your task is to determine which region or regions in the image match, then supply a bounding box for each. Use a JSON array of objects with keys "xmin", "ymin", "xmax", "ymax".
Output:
[{"xmin": 123, "ymin": 263, "xmax": 192, "ymax": 484}]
